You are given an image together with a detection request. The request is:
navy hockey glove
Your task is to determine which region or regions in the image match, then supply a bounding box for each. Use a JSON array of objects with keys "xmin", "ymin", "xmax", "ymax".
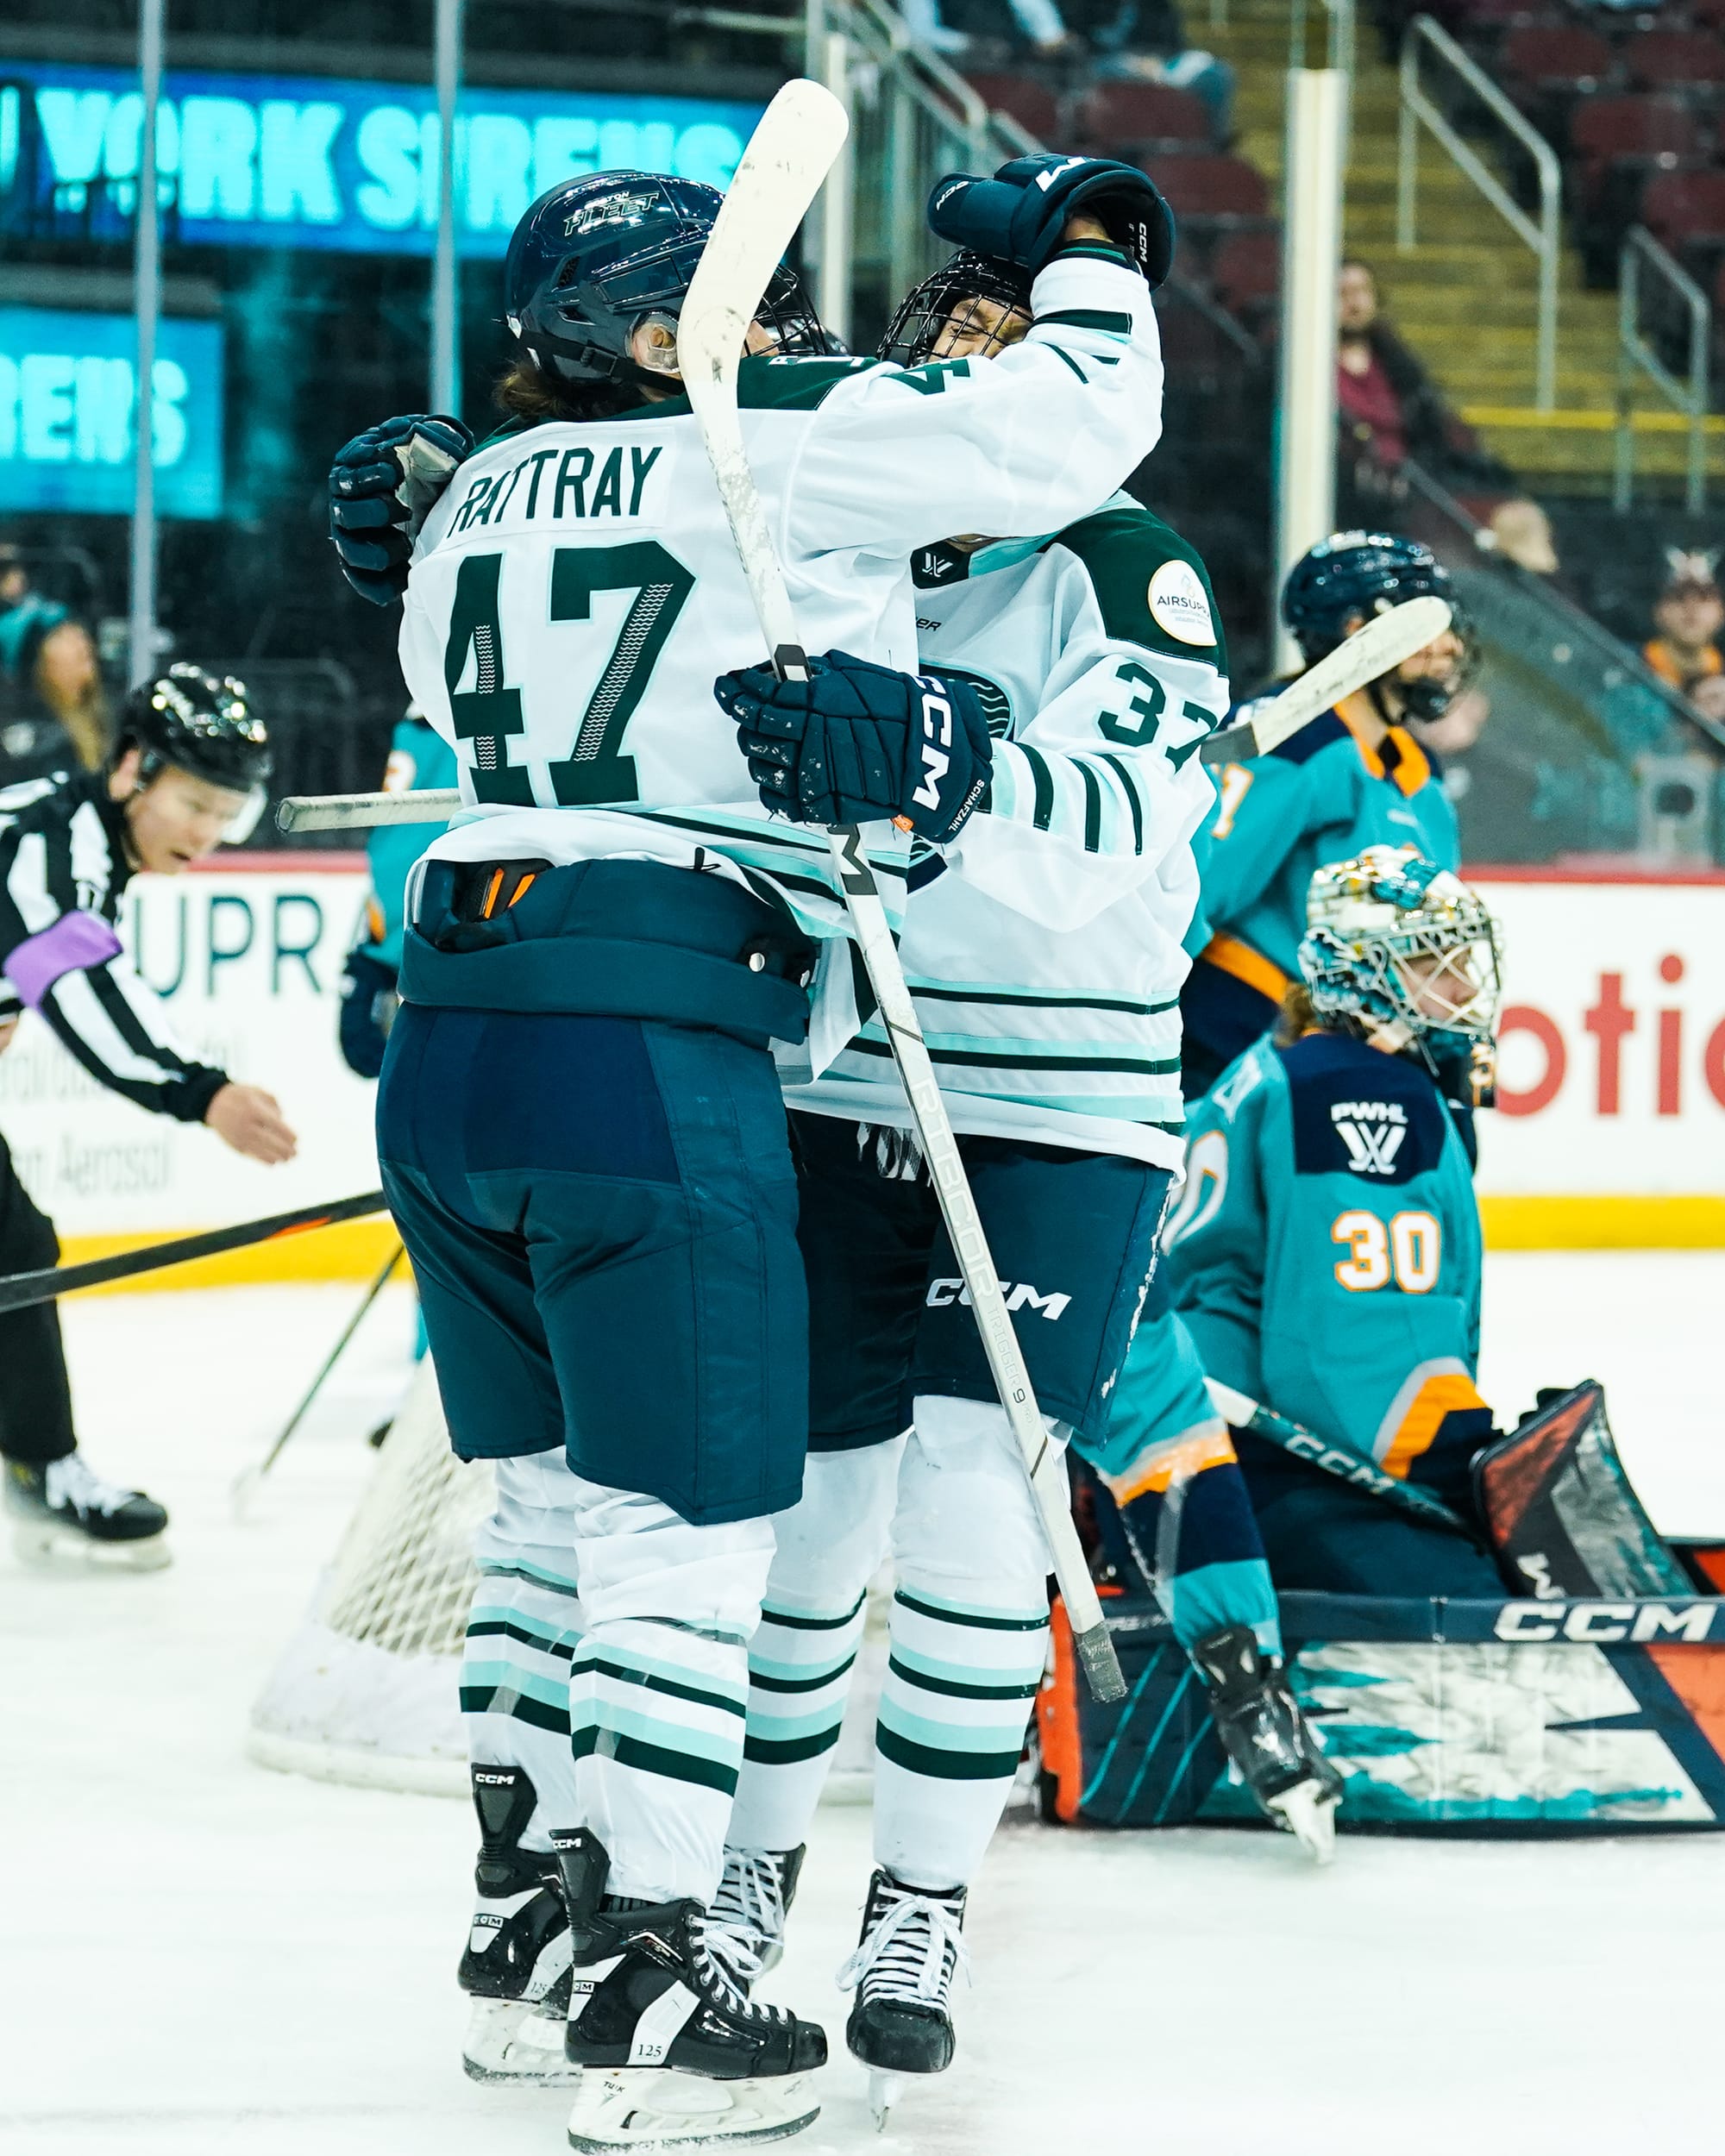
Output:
[
  {"xmin": 714, "ymin": 650, "xmax": 993, "ymax": 843},
  {"xmin": 928, "ymin": 154, "xmax": 1174, "ymax": 285},
  {"xmin": 329, "ymin": 413, "xmax": 474, "ymax": 605},
  {"xmin": 337, "ymin": 948, "xmax": 399, "ymax": 1079}
]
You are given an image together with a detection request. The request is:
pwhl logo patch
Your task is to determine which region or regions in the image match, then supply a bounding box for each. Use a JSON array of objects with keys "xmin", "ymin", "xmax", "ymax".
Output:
[{"xmin": 1332, "ymin": 1098, "xmax": 1407, "ymax": 1177}]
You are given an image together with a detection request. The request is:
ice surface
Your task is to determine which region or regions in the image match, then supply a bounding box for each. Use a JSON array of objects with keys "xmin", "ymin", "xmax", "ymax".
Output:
[{"xmin": 3, "ymin": 1257, "xmax": 1723, "ymax": 2155}]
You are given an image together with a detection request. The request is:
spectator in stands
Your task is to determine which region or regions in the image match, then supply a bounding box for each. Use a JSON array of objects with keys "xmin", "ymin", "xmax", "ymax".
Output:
[
  {"xmin": 0, "ymin": 569, "xmax": 110, "ymax": 783},
  {"xmin": 1643, "ymin": 551, "xmax": 1725, "ymax": 724},
  {"xmin": 1061, "ymin": 0, "xmax": 1234, "ymax": 140},
  {"xmin": 897, "ymin": 0, "xmax": 1078, "ymax": 61}
]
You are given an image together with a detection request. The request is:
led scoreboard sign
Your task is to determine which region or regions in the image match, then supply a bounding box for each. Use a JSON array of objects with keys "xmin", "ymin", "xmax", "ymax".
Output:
[{"xmin": 0, "ymin": 61, "xmax": 762, "ymax": 256}]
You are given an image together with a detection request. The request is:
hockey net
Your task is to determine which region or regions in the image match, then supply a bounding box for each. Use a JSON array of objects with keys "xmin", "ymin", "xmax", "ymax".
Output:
[
  {"xmin": 248, "ymin": 1359, "xmax": 492, "ymax": 1796},
  {"xmin": 248, "ymin": 1357, "xmax": 887, "ymax": 1800}
]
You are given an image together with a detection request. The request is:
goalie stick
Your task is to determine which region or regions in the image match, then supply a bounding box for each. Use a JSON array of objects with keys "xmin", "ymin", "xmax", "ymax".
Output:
[
  {"xmin": 274, "ymin": 528, "xmax": 1449, "ymax": 835},
  {"xmin": 678, "ymin": 81, "xmax": 1132, "ymax": 1702}
]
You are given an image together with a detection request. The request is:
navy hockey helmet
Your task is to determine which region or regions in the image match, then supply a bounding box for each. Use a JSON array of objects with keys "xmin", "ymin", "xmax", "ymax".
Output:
[
  {"xmin": 879, "ymin": 250, "xmax": 1033, "ymax": 369},
  {"xmin": 1282, "ymin": 531, "xmax": 1476, "ymax": 724},
  {"xmin": 118, "ymin": 664, "xmax": 271, "ymax": 837},
  {"xmin": 503, "ymin": 170, "xmax": 829, "ymax": 392}
]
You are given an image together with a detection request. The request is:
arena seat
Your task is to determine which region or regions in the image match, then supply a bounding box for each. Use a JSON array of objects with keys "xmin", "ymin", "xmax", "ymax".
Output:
[
  {"xmin": 1209, "ymin": 230, "xmax": 1281, "ymax": 327},
  {"xmin": 1641, "ymin": 168, "xmax": 1725, "ymax": 266},
  {"xmin": 1502, "ymin": 23, "xmax": 1613, "ymax": 93},
  {"xmin": 1144, "ymin": 153, "xmax": 1270, "ymax": 229},
  {"xmin": 963, "ymin": 72, "xmax": 1061, "ymax": 141},
  {"xmin": 1076, "ymin": 81, "xmax": 1214, "ymax": 157},
  {"xmin": 1623, "ymin": 28, "xmax": 1725, "ymax": 94}
]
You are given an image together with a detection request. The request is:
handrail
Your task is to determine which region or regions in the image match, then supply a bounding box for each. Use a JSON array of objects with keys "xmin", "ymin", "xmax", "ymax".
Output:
[
  {"xmin": 1396, "ymin": 13, "xmax": 1560, "ymax": 411},
  {"xmin": 1615, "ymin": 225, "xmax": 1710, "ymax": 516}
]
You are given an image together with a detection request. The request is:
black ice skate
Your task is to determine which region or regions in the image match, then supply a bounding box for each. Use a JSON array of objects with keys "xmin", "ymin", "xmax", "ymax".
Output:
[
  {"xmin": 837, "ymin": 1869, "xmax": 969, "ymax": 2129},
  {"xmin": 1191, "ymin": 1624, "xmax": 1342, "ymax": 1863},
  {"xmin": 4, "ymin": 1453, "xmax": 169, "ymax": 1569},
  {"xmin": 552, "ymin": 1827, "xmax": 826, "ymax": 2150},
  {"xmin": 457, "ymin": 1764, "xmax": 578, "ymax": 2084},
  {"xmin": 706, "ymin": 1846, "xmax": 805, "ymax": 1997}
]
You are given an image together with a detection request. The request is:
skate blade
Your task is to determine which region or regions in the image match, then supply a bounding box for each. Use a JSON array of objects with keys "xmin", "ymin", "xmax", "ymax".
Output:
[
  {"xmin": 1268, "ymin": 1779, "xmax": 1338, "ymax": 1865},
  {"xmin": 566, "ymin": 2067, "xmax": 819, "ymax": 2149},
  {"xmin": 867, "ymin": 2070, "xmax": 905, "ymax": 2132},
  {"xmin": 463, "ymin": 1996, "xmax": 581, "ymax": 2086},
  {"xmin": 11, "ymin": 1521, "xmax": 171, "ymax": 1571}
]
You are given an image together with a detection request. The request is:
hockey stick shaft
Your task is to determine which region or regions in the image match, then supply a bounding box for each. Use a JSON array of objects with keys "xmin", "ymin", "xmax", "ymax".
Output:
[
  {"xmin": 1203, "ymin": 1376, "xmax": 1471, "ymax": 1532},
  {"xmin": 0, "ymin": 1190, "xmax": 389, "ymax": 1313},
  {"xmin": 278, "ymin": 789, "xmax": 461, "ymax": 833},
  {"xmin": 1199, "ymin": 595, "xmax": 1452, "ymax": 765},
  {"xmin": 679, "ymin": 80, "xmax": 1125, "ymax": 1703},
  {"xmin": 237, "ymin": 1240, "xmax": 405, "ymax": 1495}
]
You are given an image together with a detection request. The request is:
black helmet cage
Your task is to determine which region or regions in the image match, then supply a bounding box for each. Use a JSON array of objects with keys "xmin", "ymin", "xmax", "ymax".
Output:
[
  {"xmin": 515, "ymin": 237, "xmax": 829, "ymax": 393},
  {"xmin": 119, "ymin": 664, "xmax": 271, "ymax": 842},
  {"xmin": 879, "ymin": 251, "xmax": 1034, "ymax": 370}
]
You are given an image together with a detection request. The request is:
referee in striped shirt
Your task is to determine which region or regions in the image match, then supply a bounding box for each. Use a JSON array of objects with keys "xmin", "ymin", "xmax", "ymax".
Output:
[{"xmin": 0, "ymin": 665, "xmax": 297, "ymax": 1567}]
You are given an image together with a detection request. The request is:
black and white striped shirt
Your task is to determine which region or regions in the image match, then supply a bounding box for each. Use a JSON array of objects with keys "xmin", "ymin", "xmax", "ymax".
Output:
[{"xmin": 0, "ymin": 769, "xmax": 229, "ymax": 1122}]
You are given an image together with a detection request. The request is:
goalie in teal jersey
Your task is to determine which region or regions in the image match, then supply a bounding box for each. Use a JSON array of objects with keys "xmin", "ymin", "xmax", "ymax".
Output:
[{"xmin": 1159, "ymin": 844, "xmax": 1509, "ymax": 1597}]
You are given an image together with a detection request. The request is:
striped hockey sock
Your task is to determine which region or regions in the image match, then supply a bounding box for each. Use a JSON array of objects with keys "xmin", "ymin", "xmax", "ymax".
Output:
[
  {"xmin": 872, "ymin": 1581, "xmax": 1048, "ymax": 1889},
  {"xmin": 725, "ymin": 1587, "xmax": 869, "ymax": 1852},
  {"xmin": 461, "ymin": 1553, "xmax": 583, "ymax": 1846}
]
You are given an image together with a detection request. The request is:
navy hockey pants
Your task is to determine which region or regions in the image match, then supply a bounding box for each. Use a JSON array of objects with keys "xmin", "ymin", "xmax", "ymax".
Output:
[{"xmin": 376, "ymin": 1005, "xmax": 807, "ymax": 1526}]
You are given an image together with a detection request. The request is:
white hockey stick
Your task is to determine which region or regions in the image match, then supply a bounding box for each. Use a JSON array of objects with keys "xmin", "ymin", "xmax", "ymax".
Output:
[
  {"xmin": 1199, "ymin": 594, "xmax": 1452, "ymax": 764},
  {"xmin": 273, "ymin": 593, "xmax": 1456, "ymax": 831},
  {"xmin": 277, "ymin": 788, "xmax": 459, "ymax": 833},
  {"xmin": 679, "ymin": 79, "xmax": 1126, "ymax": 1704}
]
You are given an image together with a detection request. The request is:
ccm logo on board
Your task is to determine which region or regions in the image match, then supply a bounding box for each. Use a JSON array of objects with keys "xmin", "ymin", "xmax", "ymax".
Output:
[{"xmin": 1495, "ymin": 1600, "xmax": 1718, "ymax": 1642}]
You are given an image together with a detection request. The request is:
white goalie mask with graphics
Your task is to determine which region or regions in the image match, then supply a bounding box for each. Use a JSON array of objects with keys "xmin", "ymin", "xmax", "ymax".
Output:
[{"xmin": 1297, "ymin": 845, "xmax": 1502, "ymax": 1091}]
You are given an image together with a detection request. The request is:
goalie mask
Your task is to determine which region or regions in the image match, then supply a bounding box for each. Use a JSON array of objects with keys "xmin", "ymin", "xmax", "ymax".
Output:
[
  {"xmin": 1298, "ymin": 845, "xmax": 1502, "ymax": 1095},
  {"xmin": 504, "ymin": 170, "xmax": 830, "ymax": 393},
  {"xmin": 117, "ymin": 665, "xmax": 271, "ymax": 843},
  {"xmin": 879, "ymin": 250, "xmax": 1032, "ymax": 369}
]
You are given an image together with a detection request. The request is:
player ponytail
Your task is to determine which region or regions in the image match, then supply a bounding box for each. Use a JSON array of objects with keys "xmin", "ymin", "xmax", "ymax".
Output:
[
  {"xmin": 492, "ymin": 358, "xmax": 643, "ymax": 427},
  {"xmin": 1274, "ymin": 982, "xmax": 1320, "ymax": 1046}
]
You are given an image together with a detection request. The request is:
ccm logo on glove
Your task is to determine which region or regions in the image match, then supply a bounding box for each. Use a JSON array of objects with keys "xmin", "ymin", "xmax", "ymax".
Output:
[{"xmin": 713, "ymin": 649, "xmax": 994, "ymax": 845}]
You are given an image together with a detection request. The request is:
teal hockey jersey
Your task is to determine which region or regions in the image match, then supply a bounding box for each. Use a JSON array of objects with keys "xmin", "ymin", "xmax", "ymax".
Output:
[
  {"xmin": 1164, "ymin": 1025, "xmax": 1492, "ymax": 1510},
  {"xmin": 352, "ymin": 713, "xmax": 456, "ymax": 970},
  {"xmin": 1183, "ymin": 708, "xmax": 1460, "ymax": 1078}
]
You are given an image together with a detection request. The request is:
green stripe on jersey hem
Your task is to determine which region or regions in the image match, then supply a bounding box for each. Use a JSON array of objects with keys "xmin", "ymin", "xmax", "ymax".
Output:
[
  {"xmin": 847, "ymin": 1036, "xmax": 1181, "ymax": 1077},
  {"xmin": 906, "ymin": 980, "xmax": 1177, "ymax": 1017},
  {"xmin": 875, "ymin": 1722, "xmax": 1027, "ymax": 1782},
  {"xmin": 571, "ymin": 1726, "xmax": 739, "ymax": 1795},
  {"xmin": 894, "ymin": 1587, "xmax": 1050, "ymax": 1631},
  {"xmin": 476, "ymin": 1559, "xmax": 580, "ymax": 1600},
  {"xmin": 887, "ymin": 1652, "xmax": 1042, "ymax": 1703},
  {"xmin": 1043, "ymin": 345, "xmax": 1089, "ymax": 382}
]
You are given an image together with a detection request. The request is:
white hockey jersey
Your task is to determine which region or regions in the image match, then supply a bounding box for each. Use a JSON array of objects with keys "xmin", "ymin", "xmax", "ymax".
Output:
[
  {"xmin": 396, "ymin": 250, "xmax": 1164, "ymax": 958},
  {"xmin": 782, "ymin": 498, "xmax": 1227, "ymax": 1169}
]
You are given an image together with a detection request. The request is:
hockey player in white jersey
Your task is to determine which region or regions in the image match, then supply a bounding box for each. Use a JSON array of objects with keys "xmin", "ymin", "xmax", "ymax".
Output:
[
  {"xmin": 342, "ymin": 156, "xmax": 1172, "ymax": 2144},
  {"xmin": 700, "ymin": 244, "xmax": 1333, "ymax": 2118}
]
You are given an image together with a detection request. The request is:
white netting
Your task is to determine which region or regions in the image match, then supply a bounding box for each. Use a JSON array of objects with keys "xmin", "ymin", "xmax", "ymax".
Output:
[
  {"xmin": 248, "ymin": 1359, "xmax": 492, "ymax": 1796},
  {"xmin": 248, "ymin": 1356, "xmax": 888, "ymax": 1800}
]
